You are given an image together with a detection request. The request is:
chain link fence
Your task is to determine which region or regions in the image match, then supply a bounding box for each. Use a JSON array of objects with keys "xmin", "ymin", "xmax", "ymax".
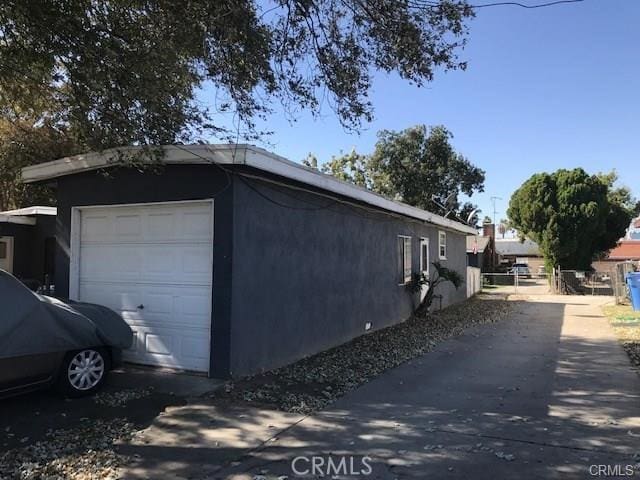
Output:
[{"xmin": 481, "ymin": 273, "xmax": 551, "ymax": 295}]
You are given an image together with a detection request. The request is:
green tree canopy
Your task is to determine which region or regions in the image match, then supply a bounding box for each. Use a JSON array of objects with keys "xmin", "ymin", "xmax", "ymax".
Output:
[
  {"xmin": 0, "ymin": 1, "xmax": 474, "ymax": 149},
  {"xmin": 307, "ymin": 125, "xmax": 485, "ymax": 220},
  {"xmin": 507, "ymin": 168, "xmax": 635, "ymax": 270},
  {"xmin": 0, "ymin": 1, "xmax": 475, "ymax": 209},
  {"xmin": 0, "ymin": 119, "xmax": 81, "ymax": 210},
  {"xmin": 368, "ymin": 126, "xmax": 485, "ymax": 217}
]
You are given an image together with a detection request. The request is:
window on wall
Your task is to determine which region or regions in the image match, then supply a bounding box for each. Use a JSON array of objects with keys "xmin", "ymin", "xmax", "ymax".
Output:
[
  {"xmin": 397, "ymin": 236, "xmax": 412, "ymax": 284},
  {"xmin": 420, "ymin": 238, "xmax": 430, "ymax": 275},
  {"xmin": 438, "ymin": 231, "xmax": 447, "ymax": 260}
]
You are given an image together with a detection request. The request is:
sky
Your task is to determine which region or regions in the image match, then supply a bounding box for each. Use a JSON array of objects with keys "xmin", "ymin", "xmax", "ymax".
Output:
[{"xmin": 200, "ymin": 0, "xmax": 640, "ymax": 224}]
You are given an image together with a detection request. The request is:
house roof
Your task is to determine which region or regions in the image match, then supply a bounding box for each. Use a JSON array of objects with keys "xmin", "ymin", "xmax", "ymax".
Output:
[
  {"xmin": 607, "ymin": 241, "xmax": 640, "ymax": 260},
  {"xmin": 0, "ymin": 206, "xmax": 57, "ymax": 216},
  {"xmin": 21, "ymin": 144, "xmax": 477, "ymax": 235},
  {"xmin": 495, "ymin": 238, "xmax": 541, "ymax": 256},
  {"xmin": 466, "ymin": 236, "xmax": 491, "ymax": 253}
]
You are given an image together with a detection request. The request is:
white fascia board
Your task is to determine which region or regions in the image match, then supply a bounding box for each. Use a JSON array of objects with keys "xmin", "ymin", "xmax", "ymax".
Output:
[
  {"xmin": 21, "ymin": 144, "xmax": 477, "ymax": 235},
  {"xmin": 0, "ymin": 206, "xmax": 57, "ymax": 216},
  {"xmin": 0, "ymin": 215, "xmax": 36, "ymax": 225},
  {"xmin": 21, "ymin": 145, "xmax": 243, "ymax": 182}
]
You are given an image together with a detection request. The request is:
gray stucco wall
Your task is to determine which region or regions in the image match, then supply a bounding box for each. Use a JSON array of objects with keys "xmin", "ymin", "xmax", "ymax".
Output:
[
  {"xmin": 229, "ymin": 177, "xmax": 468, "ymax": 376},
  {"xmin": 48, "ymin": 165, "xmax": 469, "ymax": 378}
]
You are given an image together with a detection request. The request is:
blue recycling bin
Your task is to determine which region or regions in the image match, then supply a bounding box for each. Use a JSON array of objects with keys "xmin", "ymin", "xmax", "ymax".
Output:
[{"xmin": 627, "ymin": 273, "xmax": 640, "ymax": 311}]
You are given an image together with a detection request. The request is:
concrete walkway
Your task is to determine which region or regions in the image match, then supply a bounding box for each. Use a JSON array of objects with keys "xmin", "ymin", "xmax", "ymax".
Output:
[{"xmin": 121, "ymin": 295, "xmax": 640, "ymax": 479}]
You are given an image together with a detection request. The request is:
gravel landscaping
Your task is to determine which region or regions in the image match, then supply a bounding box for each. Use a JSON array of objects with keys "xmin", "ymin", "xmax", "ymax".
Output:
[
  {"xmin": 603, "ymin": 304, "xmax": 640, "ymax": 367},
  {"xmin": 0, "ymin": 419, "xmax": 135, "ymax": 480},
  {"xmin": 0, "ymin": 388, "xmax": 183, "ymax": 480},
  {"xmin": 214, "ymin": 295, "xmax": 517, "ymax": 414},
  {"xmin": 92, "ymin": 387, "xmax": 155, "ymax": 408}
]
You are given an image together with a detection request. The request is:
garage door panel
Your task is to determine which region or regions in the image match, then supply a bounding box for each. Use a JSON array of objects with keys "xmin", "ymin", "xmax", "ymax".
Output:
[
  {"xmin": 79, "ymin": 244, "xmax": 211, "ymax": 285},
  {"xmin": 124, "ymin": 327, "xmax": 209, "ymax": 371},
  {"xmin": 80, "ymin": 245, "xmax": 143, "ymax": 281},
  {"xmin": 143, "ymin": 246, "xmax": 178, "ymax": 275},
  {"xmin": 114, "ymin": 214, "xmax": 142, "ymax": 238},
  {"xmin": 181, "ymin": 335, "xmax": 210, "ymax": 363},
  {"xmin": 77, "ymin": 201, "xmax": 213, "ymax": 373},
  {"xmin": 182, "ymin": 210, "xmax": 213, "ymax": 239},
  {"xmin": 147, "ymin": 212, "xmax": 175, "ymax": 239},
  {"xmin": 145, "ymin": 333, "xmax": 174, "ymax": 355},
  {"xmin": 81, "ymin": 214, "xmax": 111, "ymax": 241},
  {"xmin": 79, "ymin": 282, "xmax": 144, "ymax": 314}
]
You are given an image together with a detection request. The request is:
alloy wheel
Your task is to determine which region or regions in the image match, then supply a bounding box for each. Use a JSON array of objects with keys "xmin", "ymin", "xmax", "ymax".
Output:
[{"xmin": 67, "ymin": 350, "xmax": 105, "ymax": 391}]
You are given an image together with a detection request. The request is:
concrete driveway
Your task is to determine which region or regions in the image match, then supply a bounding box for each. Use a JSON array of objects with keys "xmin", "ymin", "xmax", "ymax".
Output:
[{"xmin": 121, "ymin": 295, "xmax": 640, "ymax": 479}]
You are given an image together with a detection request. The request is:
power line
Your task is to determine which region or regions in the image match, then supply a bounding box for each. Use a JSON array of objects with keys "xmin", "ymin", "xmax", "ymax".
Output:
[
  {"xmin": 471, "ymin": 0, "xmax": 584, "ymax": 8},
  {"xmin": 411, "ymin": 0, "xmax": 585, "ymax": 8}
]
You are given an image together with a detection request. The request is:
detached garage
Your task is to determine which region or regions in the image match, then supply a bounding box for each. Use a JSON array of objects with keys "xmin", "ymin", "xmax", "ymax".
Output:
[{"xmin": 22, "ymin": 145, "xmax": 475, "ymax": 378}]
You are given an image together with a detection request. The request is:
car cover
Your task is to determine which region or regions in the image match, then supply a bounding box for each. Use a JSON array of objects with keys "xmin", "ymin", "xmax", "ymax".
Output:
[{"xmin": 1, "ymin": 270, "xmax": 133, "ymax": 359}]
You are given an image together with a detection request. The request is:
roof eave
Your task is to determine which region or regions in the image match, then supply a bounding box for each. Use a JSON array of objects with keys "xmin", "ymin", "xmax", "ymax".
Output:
[{"xmin": 21, "ymin": 144, "xmax": 477, "ymax": 235}]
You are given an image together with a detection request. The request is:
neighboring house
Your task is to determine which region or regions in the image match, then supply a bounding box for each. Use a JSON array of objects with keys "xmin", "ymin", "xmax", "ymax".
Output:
[
  {"xmin": 592, "ymin": 240, "xmax": 640, "ymax": 273},
  {"xmin": 0, "ymin": 206, "xmax": 56, "ymax": 288},
  {"xmin": 466, "ymin": 223, "xmax": 496, "ymax": 272},
  {"xmin": 22, "ymin": 144, "xmax": 476, "ymax": 379},
  {"xmin": 494, "ymin": 237, "xmax": 544, "ymax": 272}
]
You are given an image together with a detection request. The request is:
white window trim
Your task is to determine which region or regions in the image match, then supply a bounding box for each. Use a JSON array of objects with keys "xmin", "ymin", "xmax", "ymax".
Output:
[
  {"xmin": 420, "ymin": 237, "xmax": 430, "ymax": 277},
  {"xmin": 438, "ymin": 230, "xmax": 447, "ymax": 260},
  {"xmin": 397, "ymin": 235, "xmax": 412, "ymax": 285}
]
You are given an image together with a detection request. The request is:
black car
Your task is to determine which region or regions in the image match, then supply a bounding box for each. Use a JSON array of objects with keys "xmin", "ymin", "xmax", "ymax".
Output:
[{"xmin": 0, "ymin": 269, "xmax": 133, "ymax": 399}]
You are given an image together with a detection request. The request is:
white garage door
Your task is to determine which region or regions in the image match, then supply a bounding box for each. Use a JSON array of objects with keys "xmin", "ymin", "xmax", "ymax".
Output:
[{"xmin": 73, "ymin": 201, "xmax": 213, "ymax": 372}]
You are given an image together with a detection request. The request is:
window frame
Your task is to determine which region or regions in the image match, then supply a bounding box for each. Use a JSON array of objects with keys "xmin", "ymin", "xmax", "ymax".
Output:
[
  {"xmin": 419, "ymin": 237, "xmax": 430, "ymax": 277},
  {"xmin": 438, "ymin": 231, "xmax": 447, "ymax": 260},
  {"xmin": 397, "ymin": 235, "xmax": 412, "ymax": 285}
]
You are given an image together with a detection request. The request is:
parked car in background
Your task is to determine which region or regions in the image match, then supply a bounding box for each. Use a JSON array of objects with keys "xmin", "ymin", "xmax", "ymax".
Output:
[
  {"xmin": 0, "ymin": 269, "xmax": 132, "ymax": 399},
  {"xmin": 510, "ymin": 263, "xmax": 531, "ymax": 278}
]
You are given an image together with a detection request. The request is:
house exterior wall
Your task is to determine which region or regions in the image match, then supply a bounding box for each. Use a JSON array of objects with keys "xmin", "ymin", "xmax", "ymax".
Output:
[
  {"xmin": 0, "ymin": 223, "xmax": 34, "ymax": 279},
  {"xmin": 53, "ymin": 166, "xmax": 234, "ymax": 378},
  {"xmin": 49, "ymin": 165, "xmax": 469, "ymax": 378},
  {"xmin": 0, "ymin": 216, "xmax": 55, "ymax": 284},
  {"xmin": 228, "ymin": 177, "xmax": 468, "ymax": 376},
  {"xmin": 32, "ymin": 215, "xmax": 56, "ymax": 284}
]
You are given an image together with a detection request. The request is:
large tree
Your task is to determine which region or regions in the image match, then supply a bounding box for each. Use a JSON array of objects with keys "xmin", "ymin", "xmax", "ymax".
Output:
[
  {"xmin": 369, "ymin": 126, "xmax": 485, "ymax": 219},
  {"xmin": 0, "ymin": 1, "xmax": 474, "ymax": 149},
  {"xmin": 0, "ymin": 1, "xmax": 475, "ymax": 208},
  {"xmin": 0, "ymin": 120, "xmax": 81, "ymax": 210},
  {"xmin": 308, "ymin": 125, "xmax": 485, "ymax": 221},
  {"xmin": 305, "ymin": 149, "xmax": 370, "ymax": 188},
  {"xmin": 507, "ymin": 168, "xmax": 635, "ymax": 271}
]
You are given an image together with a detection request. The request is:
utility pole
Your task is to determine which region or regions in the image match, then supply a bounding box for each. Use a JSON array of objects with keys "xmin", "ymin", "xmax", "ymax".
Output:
[
  {"xmin": 490, "ymin": 196, "xmax": 502, "ymax": 227},
  {"xmin": 490, "ymin": 196, "xmax": 502, "ymax": 271}
]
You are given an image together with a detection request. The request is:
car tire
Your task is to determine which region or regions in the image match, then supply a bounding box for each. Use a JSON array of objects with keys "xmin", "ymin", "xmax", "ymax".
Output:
[{"xmin": 57, "ymin": 348, "xmax": 110, "ymax": 397}]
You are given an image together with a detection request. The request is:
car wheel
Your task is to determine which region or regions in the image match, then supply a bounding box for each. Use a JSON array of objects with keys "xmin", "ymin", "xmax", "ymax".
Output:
[{"xmin": 57, "ymin": 348, "xmax": 110, "ymax": 397}]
